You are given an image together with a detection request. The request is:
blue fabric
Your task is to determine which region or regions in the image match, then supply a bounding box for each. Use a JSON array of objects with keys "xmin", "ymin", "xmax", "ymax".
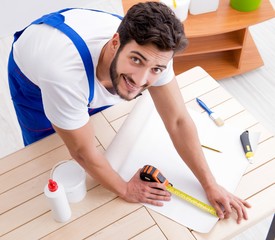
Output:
[
  {"xmin": 8, "ymin": 54, "xmax": 55, "ymax": 145},
  {"xmin": 8, "ymin": 8, "xmax": 122, "ymax": 146}
]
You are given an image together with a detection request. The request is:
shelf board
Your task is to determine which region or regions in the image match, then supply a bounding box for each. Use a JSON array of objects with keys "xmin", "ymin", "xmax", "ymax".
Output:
[
  {"xmin": 184, "ymin": 0, "xmax": 275, "ymax": 37},
  {"xmin": 177, "ymin": 30, "xmax": 244, "ymax": 56},
  {"xmin": 174, "ymin": 31, "xmax": 263, "ymax": 80}
]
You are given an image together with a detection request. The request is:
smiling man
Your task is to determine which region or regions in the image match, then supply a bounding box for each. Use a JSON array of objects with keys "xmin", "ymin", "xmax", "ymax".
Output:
[{"xmin": 8, "ymin": 2, "xmax": 250, "ymax": 223}]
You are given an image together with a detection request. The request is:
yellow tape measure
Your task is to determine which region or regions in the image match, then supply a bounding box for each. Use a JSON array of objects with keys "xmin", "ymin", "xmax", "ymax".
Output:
[
  {"xmin": 140, "ymin": 165, "xmax": 218, "ymax": 217},
  {"xmin": 166, "ymin": 185, "xmax": 217, "ymax": 217}
]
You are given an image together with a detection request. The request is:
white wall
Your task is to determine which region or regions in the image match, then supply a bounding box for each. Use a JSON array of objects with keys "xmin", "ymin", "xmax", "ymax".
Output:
[{"xmin": 0, "ymin": 0, "xmax": 123, "ymax": 37}]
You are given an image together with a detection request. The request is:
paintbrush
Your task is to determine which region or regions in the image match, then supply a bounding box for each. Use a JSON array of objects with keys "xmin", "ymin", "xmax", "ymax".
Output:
[{"xmin": 196, "ymin": 98, "xmax": 224, "ymax": 127}]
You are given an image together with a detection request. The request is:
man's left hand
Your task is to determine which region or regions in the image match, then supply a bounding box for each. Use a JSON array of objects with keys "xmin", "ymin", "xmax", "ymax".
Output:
[{"xmin": 205, "ymin": 184, "xmax": 251, "ymax": 224}]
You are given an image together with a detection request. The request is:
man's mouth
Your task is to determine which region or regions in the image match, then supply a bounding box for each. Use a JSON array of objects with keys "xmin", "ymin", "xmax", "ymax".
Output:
[{"xmin": 123, "ymin": 74, "xmax": 139, "ymax": 92}]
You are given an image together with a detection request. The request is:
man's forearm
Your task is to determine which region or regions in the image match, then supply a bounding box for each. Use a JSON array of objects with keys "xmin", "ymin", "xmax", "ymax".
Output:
[{"xmin": 72, "ymin": 149, "xmax": 128, "ymax": 198}]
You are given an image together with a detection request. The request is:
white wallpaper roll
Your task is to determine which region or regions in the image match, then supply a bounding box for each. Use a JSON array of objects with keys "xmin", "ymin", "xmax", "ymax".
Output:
[{"xmin": 105, "ymin": 90, "xmax": 154, "ymax": 172}]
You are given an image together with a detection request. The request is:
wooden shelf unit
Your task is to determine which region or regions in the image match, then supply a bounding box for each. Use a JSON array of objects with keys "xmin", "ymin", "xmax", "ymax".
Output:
[{"xmin": 122, "ymin": 0, "xmax": 275, "ymax": 80}]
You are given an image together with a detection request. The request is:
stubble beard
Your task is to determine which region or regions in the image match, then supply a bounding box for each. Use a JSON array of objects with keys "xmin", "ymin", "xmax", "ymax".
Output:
[{"xmin": 109, "ymin": 51, "xmax": 143, "ymax": 101}]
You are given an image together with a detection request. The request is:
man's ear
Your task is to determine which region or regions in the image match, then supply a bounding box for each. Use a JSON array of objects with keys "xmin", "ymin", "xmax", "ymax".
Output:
[{"xmin": 111, "ymin": 33, "xmax": 121, "ymax": 51}]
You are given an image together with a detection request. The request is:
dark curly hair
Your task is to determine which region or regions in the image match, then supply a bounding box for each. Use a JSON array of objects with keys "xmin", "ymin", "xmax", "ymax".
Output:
[{"xmin": 117, "ymin": 1, "xmax": 188, "ymax": 54}]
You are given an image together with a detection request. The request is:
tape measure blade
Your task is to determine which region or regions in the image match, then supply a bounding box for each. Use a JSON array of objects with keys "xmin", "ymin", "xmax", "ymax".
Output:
[{"xmin": 166, "ymin": 185, "xmax": 217, "ymax": 217}]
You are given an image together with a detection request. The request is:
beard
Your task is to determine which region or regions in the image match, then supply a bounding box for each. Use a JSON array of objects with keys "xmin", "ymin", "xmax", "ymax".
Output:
[{"xmin": 109, "ymin": 49, "xmax": 145, "ymax": 101}]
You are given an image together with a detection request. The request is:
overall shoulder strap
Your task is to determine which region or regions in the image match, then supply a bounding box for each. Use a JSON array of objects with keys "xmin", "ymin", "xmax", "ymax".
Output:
[{"xmin": 32, "ymin": 10, "xmax": 95, "ymax": 104}]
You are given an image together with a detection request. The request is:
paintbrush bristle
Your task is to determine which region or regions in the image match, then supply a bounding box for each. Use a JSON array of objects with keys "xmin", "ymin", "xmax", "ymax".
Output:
[
  {"xmin": 210, "ymin": 113, "xmax": 224, "ymax": 126},
  {"xmin": 213, "ymin": 117, "xmax": 224, "ymax": 126}
]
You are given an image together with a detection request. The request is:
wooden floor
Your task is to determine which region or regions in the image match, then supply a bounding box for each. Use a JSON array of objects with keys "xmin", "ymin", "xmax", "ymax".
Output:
[{"xmin": 0, "ymin": 0, "xmax": 274, "ymax": 239}]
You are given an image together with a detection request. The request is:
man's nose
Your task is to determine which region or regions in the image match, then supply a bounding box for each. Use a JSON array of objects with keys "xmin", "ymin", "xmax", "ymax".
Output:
[{"xmin": 135, "ymin": 69, "xmax": 149, "ymax": 87}]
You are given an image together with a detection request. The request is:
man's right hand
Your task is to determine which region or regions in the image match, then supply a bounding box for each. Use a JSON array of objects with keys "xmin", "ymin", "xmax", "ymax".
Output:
[{"xmin": 122, "ymin": 169, "xmax": 171, "ymax": 206}]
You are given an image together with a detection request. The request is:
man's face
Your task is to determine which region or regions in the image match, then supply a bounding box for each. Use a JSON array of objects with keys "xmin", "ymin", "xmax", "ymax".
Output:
[{"xmin": 110, "ymin": 40, "xmax": 173, "ymax": 101}]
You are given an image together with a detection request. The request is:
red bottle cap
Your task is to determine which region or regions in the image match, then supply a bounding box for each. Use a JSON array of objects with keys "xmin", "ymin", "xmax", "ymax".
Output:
[{"xmin": 48, "ymin": 179, "xmax": 58, "ymax": 192}]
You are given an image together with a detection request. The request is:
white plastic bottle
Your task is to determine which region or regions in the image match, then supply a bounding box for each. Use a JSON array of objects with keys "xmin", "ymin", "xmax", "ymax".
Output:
[
  {"xmin": 189, "ymin": 0, "xmax": 219, "ymax": 15},
  {"xmin": 44, "ymin": 179, "xmax": 72, "ymax": 222},
  {"xmin": 160, "ymin": 0, "xmax": 191, "ymax": 22}
]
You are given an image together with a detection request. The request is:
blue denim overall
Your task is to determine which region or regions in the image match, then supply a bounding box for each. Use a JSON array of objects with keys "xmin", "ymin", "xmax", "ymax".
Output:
[{"xmin": 8, "ymin": 9, "xmax": 122, "ymax": 146}]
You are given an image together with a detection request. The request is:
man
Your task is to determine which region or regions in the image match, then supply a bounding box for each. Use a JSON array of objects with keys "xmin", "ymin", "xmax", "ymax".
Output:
[{"xmin": 8, "ymin": 2, "xmax": 250, "ymax": 223}]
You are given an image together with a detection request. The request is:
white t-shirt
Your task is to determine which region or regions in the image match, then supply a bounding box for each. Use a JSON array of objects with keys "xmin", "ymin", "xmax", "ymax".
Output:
[{"xmin": 13, "ymin": 9, "xmax": 175, "ymax": 130}]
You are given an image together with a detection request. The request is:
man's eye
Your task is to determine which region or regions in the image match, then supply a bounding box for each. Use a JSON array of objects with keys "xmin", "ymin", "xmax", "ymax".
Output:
[
  {"xmin": 131, "ymin": 57, "xmax": 141, "ymax": 64},
  {"xmin": 152, "ymin": 68, "xmax": 162, "ymax": 74}
]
